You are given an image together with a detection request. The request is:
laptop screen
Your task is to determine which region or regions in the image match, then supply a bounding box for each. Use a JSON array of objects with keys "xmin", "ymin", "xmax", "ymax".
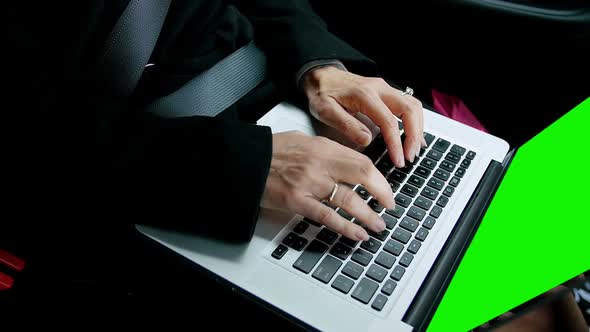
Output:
[{"xmin": 427, "ymin": 97, "xmax": 590, "ymax": 332}]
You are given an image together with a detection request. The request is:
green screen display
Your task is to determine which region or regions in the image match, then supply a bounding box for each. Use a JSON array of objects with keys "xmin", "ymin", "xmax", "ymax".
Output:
[{"xmin": 427, "ymin": 97, "xmax": 590, "ymax": 332}]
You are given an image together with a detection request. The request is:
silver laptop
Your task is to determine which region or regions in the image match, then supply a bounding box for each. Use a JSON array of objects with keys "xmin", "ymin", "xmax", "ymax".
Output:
[{"xmin": 137, "ymin": 102, "xmax": 510, "ymax": 332}]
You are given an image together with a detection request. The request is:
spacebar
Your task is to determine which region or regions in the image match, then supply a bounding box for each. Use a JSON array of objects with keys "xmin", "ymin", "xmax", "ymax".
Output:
[{"xmin": 293, "ymin": 240, "xmax": 328, "ymax": 274}]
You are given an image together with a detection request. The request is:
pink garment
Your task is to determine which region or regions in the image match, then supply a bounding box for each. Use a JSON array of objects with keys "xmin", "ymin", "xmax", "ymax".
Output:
[{"xmin": 431, "ymin": 89, "xmax": 488, "ymax": 133}]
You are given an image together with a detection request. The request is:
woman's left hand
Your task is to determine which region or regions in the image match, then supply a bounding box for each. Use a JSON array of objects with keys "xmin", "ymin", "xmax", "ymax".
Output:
[{"xmin": 302, "ymin": 66, "xmax": 426, "ymax": 168}]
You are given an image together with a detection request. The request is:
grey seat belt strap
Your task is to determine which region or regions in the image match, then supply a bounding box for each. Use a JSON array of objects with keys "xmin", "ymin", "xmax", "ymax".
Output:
[
  {"xmin": 100, "ymin": 0, "xmax": 172, "ymax": 98},
  {"xmin": 146, "ymin": 41, "xmax": 268, "ymax": 118}
]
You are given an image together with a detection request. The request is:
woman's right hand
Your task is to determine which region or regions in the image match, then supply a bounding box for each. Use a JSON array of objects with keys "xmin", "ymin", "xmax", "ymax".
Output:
[{"xmin": 261, "ymin": 131, "xmax": 395, "ymax": 241}]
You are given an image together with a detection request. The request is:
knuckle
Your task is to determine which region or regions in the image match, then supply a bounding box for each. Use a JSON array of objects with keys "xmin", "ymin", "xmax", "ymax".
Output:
[
  {"xmin": 341, "ymin": 189, "xmax": 356, "ymax": 208},
  {"xmin": 358, "ymin": 156, "xmax": 374, "ymax": 179},
  {"xmin": 318, "ymin": 208, "xmax": 335, "ymax": 225}
]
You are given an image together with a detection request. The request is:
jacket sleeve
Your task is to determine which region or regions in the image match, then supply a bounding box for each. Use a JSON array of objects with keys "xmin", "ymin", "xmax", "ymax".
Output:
[
  {"xmin": 232, "ymin": 0, "xmax": 378, "ymax": 88},
  {"xmin": 109, "ymin": 109, "xmax": 273, "ymax": 243}
]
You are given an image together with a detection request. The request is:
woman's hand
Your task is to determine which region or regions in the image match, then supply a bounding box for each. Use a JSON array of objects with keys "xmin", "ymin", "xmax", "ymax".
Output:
[
  {"xmin": 261, "ymin": 131, "xmax": 395, "ymax": 241},
  {"xmin": 302, "ymin": 66, "xmax": 426, "ymax": 168}
]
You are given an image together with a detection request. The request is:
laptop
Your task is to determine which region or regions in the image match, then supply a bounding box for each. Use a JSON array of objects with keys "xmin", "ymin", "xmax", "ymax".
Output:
[{"xmin": 136, "ymin": 98, "xmax": 587, "ymax": 332}]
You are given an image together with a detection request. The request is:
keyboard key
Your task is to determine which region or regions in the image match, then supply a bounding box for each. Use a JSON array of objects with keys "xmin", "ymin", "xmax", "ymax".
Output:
[
  {"xmin": 372, "ymin": 294, "xmax": 388, "ymax": 311},
  {"xmin": 443, "ymin": 186, "xmax": 455, "ymax": 197},
  {"xmin": 423, "ymin": 217, "xmax": 436, "ymax": 230},
  {"xmin": 419, "ymin": 147, "xmax": 427, "ymax": 157},
  {"xmin": 407, "ymin": 206, "xmax": 426, "ymax": 221},
  {"xmin": 332, "ymin": 275, "xmax": 355, "ymax": 294},
  {"xmin": 375, "ymin": 252, "xmax": 396, "ymax": 269},
  {"xmin": 423, "ymin": 132, "xmax": 435, "ymax": 147},
  {"xmin": 416, "ymin": 228, "xmax": 429, "ymax": 242},
  {"xmin": 392, "ymin": 228, "xmax": 412, "ymax": 244},
  {"xmin": 292, "ymin": 236, "xmax": 308, "ymax": 251},
  {"xmin": 427, "ymin": 177, "xmax": 444, "ymax": 190},
  {"xmin": 384, "ymin": 239, "xmax": 404, "ymax": 256},
  {"xmin": 293, "ymin": 240, "xmax": 328, "ymax": 274},
  {"xmin": 395, "ymin": 193, "xmax": 412, "ymax": 208},
  {"xmin": 377, "ymin": 158, "xmax": 395, "ymax": 175},
  {"xmin": 367, "ymin": 264, "xmax": 388, "ymax": 283},
  {"xmin": 352, "ymin": 278, "xmax": 379, "ymax": 304},
  {"xmin": 355, "ymin": 186, "xmax": 370, "ymax": 200},
  {"xmin": 391, "ymin": 265, "xmax": 406, "ymax": 281},
  {"xmin": 415, "ymin": 166, "xmax": 431, "ymax": 178},
  {"xmin": 408, "ymin": 240, "xmax": 422, "ymax": 254},
  {"xmin": 382, "ymin": 213, "xmax": 398, "ymax": 230},
  {"xmin": 368, "ymin": 229, "xmax": 390, "ymax": 242},
  {"xmin": 317, "ymin": 228, "xmax": 338, "ymax": 245},
  {"xmin": 303, "ymin": 218, "xmax": 322, "ymax": 227},
  {"xmin": 420, "ymin": 157, "xmax": 437, "ymax": 170},
  {"xmin": 421, "ymin": 187, "xmax": 439, "ymax": 200},
  {"xmin": 352, "ymin": 249, "xmax": 373, "ymax": 266},
  {"xmin": 313, "ymin": 256, "xmax": 342, "ymax": 284},
  {"xmin": 415, "ymin": 196, "xmax": 433, "ymax": 211},
  {"xmin": 455, "ymin": 167, "xmax": 466, "ymax": 178},
  {"xmin": 433, "ymin": 138, "xmax": 450, "ymax": 153},
  {"xmin": 466, "ymin": 150, "xmax": 476, "ymax": 160},
  {"xmin": 339, "ymin": 236, "xmax": 358, "ymax": 248},
  {"xmin": 440, "ymin": 160, "xmax": 456, "ymax": 173},
  {"xmin": 436, "ymin": 195, "xmax": 449, "ymax": 207},
  {"xmin": 434, "ymin": 168, "xmax": 451, "ymax": 181},
  {"xmin": 449, "ymin": 176, "xmax": 460, "ymax": 187},
  {"xmin": 368, "ymin": 199, "xmax": 384, "ymax": 213},
  {"xmin": 385, "ymin": 205, "xmax": 405, "ymax": 218},
  {"xmin": 361, "ymin": 237, "xmax": 382, "ymax": 254},
  {"xmin": 450, "ymin": 144, "xmax": 466, "ymax": 156},
  {"xmin": 330, "ymin": 242, "xmax": 352, "ymax": 260},
  {"xmin": 461, "ymin": 159, "xmax": 471, "ymax": 169},
  {"xmin": 401, "ymin": 184, "xmax": 419, "ymax": 198},
  {"xmin": 364, "ymin": 136, "xmax": 386, "ymax": 162},
  {"xmin": 407, "ymin": 155, "xmax": 420, "ymax": 166},
  {"xmin": 389, "ymin": 181, "xmax": 401, "ymax": 193},
  {"xmin": 430, "ymin": 206, "xmax": 443, "ymax": 219},
  {"xmin": 408, "ymin": 175, "xmax": 425, "ymax": 188},
  {"xmin": 342, "ymin": 261, "xmax": 364, "ymax": 280},
  {"xmin": 445, "ymin": 152, "xmax": 461, "ymax": 164},
  {"xmin": 381, "ymin": 279, "xmax": 397, "ymax": 296},
  {"xmin": 388, "ymin": 170, "xmax": 407, "ymax": 183},
  {"xmin": 400, "ymin": 217, "xmax": 419, "ymax": 232},
  {"xmin": 397, "ymin": 163, "xmax": 414, "ymax": 174},
  {"xmin": 400, "ymin": 252, "xmax": 414, "ymax": 267},
  {"xmin": 426, "ymin": 149, "xmax": 443, "ymax": 161},
  {"xmin": 282, "ymin": 232, "xmax": 298, "ymax": 247},
  {"xmin": 272, "ymin": 244, "xmax": 288, "ymax": 259},
  {"xmin": 293, "ymin": 221, "xmax": 309, "ymax": 235},
  {"xmin": 337, "ymin": 208, "xmax": 354, "ymax": 221}
]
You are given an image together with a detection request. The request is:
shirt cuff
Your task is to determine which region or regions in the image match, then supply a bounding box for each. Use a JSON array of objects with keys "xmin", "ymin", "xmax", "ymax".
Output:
[{"xmin": 296, "ymin": 59, "xmax": 347, "ymax": 90}]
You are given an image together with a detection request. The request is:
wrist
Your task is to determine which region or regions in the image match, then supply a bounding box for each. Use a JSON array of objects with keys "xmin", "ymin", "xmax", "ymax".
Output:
[{"xmin": 302, "ymin": 65, "xmax": 343, "ymax": 98}]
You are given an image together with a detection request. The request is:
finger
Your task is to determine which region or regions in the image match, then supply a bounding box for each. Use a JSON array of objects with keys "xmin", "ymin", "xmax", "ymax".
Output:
[
  {"xmin": 323, "ymin": 141, "xmax": 395, "ymax": 209},
  {"xmin": 329, "ymin": 184, "xmax": 386, "ymax": 232},
  {"xmin": 295, "ymin": 196, "xmax": 369, "ymax": 241},
  {"xmin": 339, "ymin": 89, "xmax": 405, "ymax": 167},
  {"xmin": 380, "ymin": 89, "xmax": 424, "ymax": 162},
  {"xmin": 311, "ymin": 97, "xmax": 373, "ymax": 146}
]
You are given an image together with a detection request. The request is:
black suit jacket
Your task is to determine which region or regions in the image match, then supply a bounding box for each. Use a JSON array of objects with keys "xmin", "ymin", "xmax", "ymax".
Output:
[{"xmin": 4, "ymin": 0, "xmax": 376, "ymax": 280}]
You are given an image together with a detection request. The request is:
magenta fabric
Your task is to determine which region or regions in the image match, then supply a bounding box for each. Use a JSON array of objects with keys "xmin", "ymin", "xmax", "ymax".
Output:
[{"xmin": 431, "ymin": 89, "xmax": 488, "ymax": 133}]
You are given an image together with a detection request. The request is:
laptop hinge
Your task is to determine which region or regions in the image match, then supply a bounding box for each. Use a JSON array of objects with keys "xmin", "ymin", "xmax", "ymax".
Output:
[{"xmin": 402, "ymin": 149, "xmax": 516, "ymax": 331}]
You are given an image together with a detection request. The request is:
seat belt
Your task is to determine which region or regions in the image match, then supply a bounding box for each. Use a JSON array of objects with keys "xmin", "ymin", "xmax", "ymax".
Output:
[{"xmin": 100, "ymin": 0, "xmax": 267, "ymax": 118}]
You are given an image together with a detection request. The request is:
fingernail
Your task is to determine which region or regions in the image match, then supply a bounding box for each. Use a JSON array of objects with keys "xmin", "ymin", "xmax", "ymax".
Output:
[
  {"xmin": 356, "ymin": 229, "xmax": 370, "ymax": 241},
  {"xmin": 357, "ymin": 131, "xmax": 372, "ymax": 146},
  {"xmin": 377, "ymin": 218, "xmax": 386, "ymax": 232}
]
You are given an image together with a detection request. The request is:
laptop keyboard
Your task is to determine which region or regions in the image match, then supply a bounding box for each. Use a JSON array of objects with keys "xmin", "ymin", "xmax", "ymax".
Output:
[{"xmin": 270, "ymin": 130, "xmax": 477, "ymax": 312}]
